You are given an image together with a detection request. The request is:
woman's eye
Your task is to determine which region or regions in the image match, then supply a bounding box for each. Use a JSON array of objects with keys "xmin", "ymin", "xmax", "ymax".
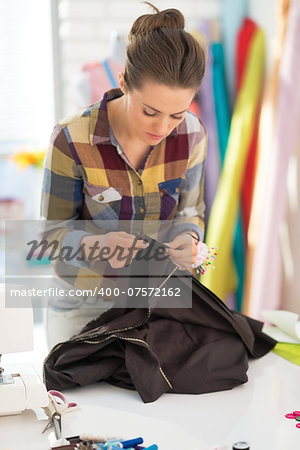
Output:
[
  {"xmin": 143, "ymin": 110, "xmax": 183, "ymax": 120},
  {"xmin": 143, "ymin": 110, "xmax": 156, "ymax": 117}
]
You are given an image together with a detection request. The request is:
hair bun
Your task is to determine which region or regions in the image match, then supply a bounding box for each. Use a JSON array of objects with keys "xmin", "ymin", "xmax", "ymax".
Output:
[{"xmin": 129, "ymin": 3, "xmax": 185, "ymax": 38}]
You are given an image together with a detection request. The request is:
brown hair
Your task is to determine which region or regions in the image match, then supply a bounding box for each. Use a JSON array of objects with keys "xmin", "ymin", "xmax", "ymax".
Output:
[{"xmin": 124, "ymin": 2, "xmax": 206, "ymax": 92}]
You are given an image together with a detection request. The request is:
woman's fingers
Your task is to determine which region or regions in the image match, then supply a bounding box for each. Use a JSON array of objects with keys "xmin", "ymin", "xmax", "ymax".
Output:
[
  {"xmin": 166, "ymin": 247, "xmax": 195, "ymax": 269},
  {"xmin": 106, "ymin": 233, "xmax": 149, "ymax": 268},
  {"xmin": 108, "ymin": 232, "xmax": 149, "ymax": 249}
]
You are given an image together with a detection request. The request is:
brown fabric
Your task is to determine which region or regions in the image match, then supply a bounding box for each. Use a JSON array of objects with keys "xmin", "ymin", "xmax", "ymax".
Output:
[{"xmin": 44, "ymin": 237, "xmax": 276, "ymax": 403}]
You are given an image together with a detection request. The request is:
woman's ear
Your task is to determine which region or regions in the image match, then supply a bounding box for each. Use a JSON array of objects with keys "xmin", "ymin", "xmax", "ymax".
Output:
[{"xmin": 119, "ymin": 72, "xmax": 126, "ymax": 93}]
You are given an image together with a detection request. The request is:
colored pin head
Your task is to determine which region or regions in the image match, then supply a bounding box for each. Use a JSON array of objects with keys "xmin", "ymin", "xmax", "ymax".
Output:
[{"xmin": 192, "ymin": 243, "xmax": 219, "ymax": 275}]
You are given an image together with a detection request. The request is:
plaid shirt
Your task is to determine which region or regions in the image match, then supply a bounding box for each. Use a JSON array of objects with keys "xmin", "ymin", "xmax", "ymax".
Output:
[{"xmin": 41, "ymin": 88, "xmax": 207, "ymax": 292}]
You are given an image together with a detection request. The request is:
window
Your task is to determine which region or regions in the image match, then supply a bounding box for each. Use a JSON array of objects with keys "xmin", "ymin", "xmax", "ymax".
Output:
[{"xmin": 0, "ymin": 0, "xmax": 54, "ymax": 154}]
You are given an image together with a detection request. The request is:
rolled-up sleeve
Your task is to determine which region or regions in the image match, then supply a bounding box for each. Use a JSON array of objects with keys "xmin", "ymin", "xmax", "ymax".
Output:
[
  {"xmin": 167, "ymin": 119, "xmax": 207, "ymax": 242},
  {"xmin": 40, "ymin": 124, "xmax": 88, "ymax": 257}
]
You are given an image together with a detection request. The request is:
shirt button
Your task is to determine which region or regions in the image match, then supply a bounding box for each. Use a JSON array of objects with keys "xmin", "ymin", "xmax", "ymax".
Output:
[
  {"xmin": 139, "ymin": 207, "xmax": 145, "ymax": 213},
  {"xmin": 98, "ymin": 194, "xmax": 104, "ymax": 201},
  {"xmin": 137, "ymin": 179, "xmax": 142, "ymax": 185},
  {"xmin": 175, "ymin": 187, "xmax": 180, "ymax": 193}
]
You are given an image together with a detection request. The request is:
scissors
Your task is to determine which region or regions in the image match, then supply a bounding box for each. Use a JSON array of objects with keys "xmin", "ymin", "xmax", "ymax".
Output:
[{"xmin": 42, "ymin": 390, "xmax": 78, "ymax": 440}]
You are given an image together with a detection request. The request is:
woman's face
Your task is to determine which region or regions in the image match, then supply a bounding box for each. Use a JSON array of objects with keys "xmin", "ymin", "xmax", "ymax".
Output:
[{"xmin": 121, "ymin": 79, "xmax": 196, "ymax": 145}]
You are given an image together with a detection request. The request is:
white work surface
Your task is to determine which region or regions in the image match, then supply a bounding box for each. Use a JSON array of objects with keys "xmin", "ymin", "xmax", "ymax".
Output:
[{"xmin": 1, "ymin": 352, "xmax": 300, "ymax": 450}]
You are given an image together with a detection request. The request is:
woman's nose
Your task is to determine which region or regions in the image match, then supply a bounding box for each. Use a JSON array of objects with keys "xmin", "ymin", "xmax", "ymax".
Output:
[{"xmin": 154, "ymin": 117, "xmax": 172, "ymax": 135}]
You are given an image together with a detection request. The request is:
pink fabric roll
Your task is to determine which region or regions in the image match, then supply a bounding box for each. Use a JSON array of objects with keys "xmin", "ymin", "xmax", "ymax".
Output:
[
  {"xmin": 280, "ymin": 150, "xmax": 300, "ymax": 315},
  {"xmin": 248, "ymin": 0, "xmax": 300, "ymax": 319}
]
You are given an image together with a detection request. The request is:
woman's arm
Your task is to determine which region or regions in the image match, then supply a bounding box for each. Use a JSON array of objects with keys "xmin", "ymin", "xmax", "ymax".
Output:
[
  {"xmin": 164, "ymin": 115, "xmax": 207, "ymax": 270},
  {"xmin": 167, "ymin": 115, "xmax": 207, "ymax": 242}
]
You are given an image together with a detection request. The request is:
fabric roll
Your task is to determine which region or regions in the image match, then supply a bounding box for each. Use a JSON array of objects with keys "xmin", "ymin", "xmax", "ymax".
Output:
[
  {"xmin": 233, "ymin": 18, "xmax": 260, "ymax": 312},
  {"xmin": 194, "ymin": 25, "xmax": 221, "ymax": 223},
  {"xmin": 202, "ymin": 29, "xmax": 265, "ymax": 301},
  {"xmin": 280, "ymin": 150, "xmax": 300, "ymax": 315},
  {"xmin": 233, "ymin": 217, "xmax": 245, "ymax": 311},
  {"xmin": 273, "ymin": 343, "xmax": 300, "ymax": 366},
  {"xmin": 243, "ymin": 0, "xmax": 291, "ymax": 315},
  {"xmin": 236, "ymin": 18, "xmax": 260, "ymax": 238},
  {"xmin": 247, "ymin": 0, "xmax": 300, "ymax": 319},
  {"xmin": 236, "ymin": 18, "xmax": 257, "ymax": 92},
  {"xmin": 212, "ymin": 42, "xmax": 230, "ymax": 165},
  {"xmin": 221, "ymin": 0, "xmax": 248, "ymax": 108},
  {"xmin": 211, "ymin": 41, "xmax": 242, "ymax": 309}
]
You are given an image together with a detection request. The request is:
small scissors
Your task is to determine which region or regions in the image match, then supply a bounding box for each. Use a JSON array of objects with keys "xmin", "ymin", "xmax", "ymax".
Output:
[{"xmin": 42, "ymin": 390, "xmax": 78, "ymax": 440}]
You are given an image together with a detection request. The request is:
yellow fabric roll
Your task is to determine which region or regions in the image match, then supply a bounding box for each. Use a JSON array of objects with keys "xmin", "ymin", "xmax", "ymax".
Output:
[{"xmin": 202, "ymin": 29, "xmax": 265, "ymax": 300}]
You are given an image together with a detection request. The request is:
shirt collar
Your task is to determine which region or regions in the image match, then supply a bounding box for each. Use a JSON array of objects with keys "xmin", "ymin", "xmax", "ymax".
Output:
[
  {"xmin": 89, "ymin": 87, "xmax": 178, "ymax": 146},
  {"xmin": 89, "ymin": 88, "xmax": 123, "ymax": 145}
]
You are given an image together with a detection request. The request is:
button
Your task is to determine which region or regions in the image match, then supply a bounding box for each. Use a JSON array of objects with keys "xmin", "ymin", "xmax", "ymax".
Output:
[
  {"xmin": 285, "ymin": 413, "xmax": 296, "ymax": 419},
  {"xmin": 98, "ymin": 194, "xmax": 104, "ymax": 201},
  {"xmin": 232, "ymin": 442, "xmax": 250, "ymax": 450},
  {"xmin": 175, "ymin": 187, "xmax": 180, "ymax": 193},
  {"xmin": 137, "ymin": 179, "xmax": 142, "ymax": 185},
  {"xmin": 139, "ymin": 208, "xmax": 145, "ymax": 214}
]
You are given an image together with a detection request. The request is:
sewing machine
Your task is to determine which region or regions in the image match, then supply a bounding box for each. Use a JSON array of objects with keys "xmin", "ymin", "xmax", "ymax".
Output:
[{"xmin": 0, "ymin": 284, "xmax": 49, "ymax": 415}]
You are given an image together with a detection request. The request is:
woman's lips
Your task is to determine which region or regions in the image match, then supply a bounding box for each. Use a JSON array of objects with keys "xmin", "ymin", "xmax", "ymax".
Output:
[{"xmin": 146, "ymin": 132, "xmax": 164, "ymax": 140}]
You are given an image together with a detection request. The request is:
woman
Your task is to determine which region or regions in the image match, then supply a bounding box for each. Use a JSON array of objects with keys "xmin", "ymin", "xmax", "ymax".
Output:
[{"xmin": 41, "ymin": 3, "xmax": 207, "ymax": 349}]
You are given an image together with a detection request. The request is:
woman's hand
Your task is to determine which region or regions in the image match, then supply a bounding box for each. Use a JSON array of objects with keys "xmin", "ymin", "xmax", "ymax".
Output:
[
  {"xmin": 81, "ymin": 231, "xmax": 149, "ymax": 268},
  {"xmin": 163, "ymin": 232, "xmax": 199, "ymax": 271}
]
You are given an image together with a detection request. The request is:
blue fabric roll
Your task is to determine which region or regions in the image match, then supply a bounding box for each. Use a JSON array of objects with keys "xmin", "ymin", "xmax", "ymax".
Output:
[{"xmin": 221, "ymin": 0, "xmax": 248, "ymax": 108}]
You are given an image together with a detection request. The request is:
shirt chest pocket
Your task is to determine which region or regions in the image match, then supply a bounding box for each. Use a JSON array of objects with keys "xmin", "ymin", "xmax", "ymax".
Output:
[
  {"xmin": 158, "ymin": 177, "xmax": 183, "ymax": 197},
  {"xmin": 157, "ymin": 177, "xmax": 183, "ymax": 218},
  {"xmin": 83, "ymin": 181, "xmax": 123, "ymax": 220}
]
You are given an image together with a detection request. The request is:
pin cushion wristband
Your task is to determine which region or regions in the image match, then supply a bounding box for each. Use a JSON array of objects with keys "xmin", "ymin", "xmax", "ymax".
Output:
[{"xmin": 186, "ymin": 233, "xmax": 218, "ymax": 274}]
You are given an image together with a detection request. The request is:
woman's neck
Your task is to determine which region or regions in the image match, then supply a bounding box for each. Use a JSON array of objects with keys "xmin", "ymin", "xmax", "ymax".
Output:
[
  {"xmin": 107, "ymin": 95, "xmax": 135, "ymax": 142},
  {"xmin": 106, "ymin": 95, "xmax": 151, "ymax": 170}
]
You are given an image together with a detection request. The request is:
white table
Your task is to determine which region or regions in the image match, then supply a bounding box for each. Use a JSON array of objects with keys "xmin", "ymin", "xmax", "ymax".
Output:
[{"xmin": 0, "ymin": 351, "xmax": 299, "ymax": 450}]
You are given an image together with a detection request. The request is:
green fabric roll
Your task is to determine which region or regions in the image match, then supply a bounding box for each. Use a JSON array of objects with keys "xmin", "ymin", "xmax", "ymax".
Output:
[{"xmin": 273, "ymin": 343, "xmax": 300, "ymax": 366}]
